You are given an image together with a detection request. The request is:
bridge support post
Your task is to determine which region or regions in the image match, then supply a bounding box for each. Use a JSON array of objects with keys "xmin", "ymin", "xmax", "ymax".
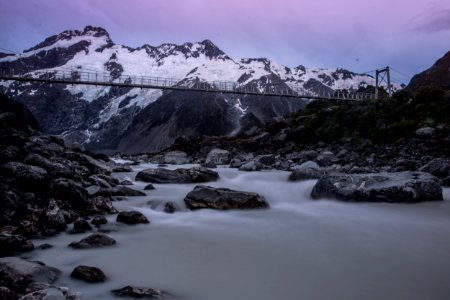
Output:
[{"xmin": 375, "ymin": 66, "xmax": 392, "ymax": 99}]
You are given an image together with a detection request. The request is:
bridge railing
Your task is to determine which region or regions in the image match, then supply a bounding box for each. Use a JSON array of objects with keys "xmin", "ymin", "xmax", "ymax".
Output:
[{"xmin": 0, "ymin": 67, "xmax": 376, "ymax": 101}]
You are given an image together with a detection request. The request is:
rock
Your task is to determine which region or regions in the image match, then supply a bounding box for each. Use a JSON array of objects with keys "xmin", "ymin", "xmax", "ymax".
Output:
[
  {"xmin": 111, "ymin": 285, "xmax": 171, "ymax": 299},
  {"xmin": 89, "ymin": 174, "xmax": 119, "ymax": 188},
  {"xmin": 0, "ymin": 162, "xmax": 48, "ymax": 191},
  {"xmin": 49, "ymin": 179, "xmax": 90, "ymax": 213},
  {"xmin": 239, "ymin": 160, "xmax": 262, "ymax": 172},
  {"xmin": 112, "ymin": 165, "xmax": 133, "ymax": 173},
  {"xmin": 71, "ymin": 218, "xmax": 93, "ymax": 234},
  {"xmin": 316, "ymin": 151, "xmax": 339, "ymax": 167},
  {"xmin": 68, "ymin": 233, "xmax": 116, "ymax": 249},
  {"xmin": 163, "ymin": 202, "xmax": 176, "ymax": 214},
  {"xmin": 289, "ymin": 161, "xmax": 327, "ymax": 181},
  {"xmin": 184, "ymin": 185, "xmax": 269, "ymax": 210},
  {"xmin": 416, "ymin": 127, "xmax": 436, "ymax": 137},
  {"xmin": 107, "ymin": 186, "xmax": 146, "ymax": 197},
  {"xmin": 229, "ymin": 158, "xmax": 244, "ymax": 168},
  {"xmin": 205, "ymin": 148, "xmax": 231, "ymax": 165},
  {"xmin": 311, "ymin": 172, "xmax": 443, "ymax": 203},
  {"xmin": 91, "ymin": 215, "xmax": 108, "ymax": 226},
  {"xmin": 45, "ymin": 199, "xmax": 67, "ymax": 231},
  {"xmin": 36, "ymin": 244, "xmax": 53, "ymax": 250},
  {"xmin": 201, "ymin": 162, "xmax": 217, "ymax": 168},
  {"xmin": 0, "ymin": 234, "xmax": 34, "ymax": 256},
  {"xmin": 70, "ymin": 265, "xmax": 106, "ymax": 283},
  {"xmin": 20, "ymin": 287, "xmax": 84, "ymax": 300},
  {"xmin": 24, "ymin": 282, "xmax": 51, "ymax": 294},
  {"xmin": 418, "ymin": 159, "xmax": 450, "ymax": 178},
  {"xmin": 24, "ymin": 154, "xmax": 74, "ymax": 178},
  {"xmin": 120, "ymin": 180, "xmax": 134, "ymax": 186},
  {"xmin": 0, "ymin": 286, "xmax": 18, "ymax": 300},
  {"xmin": 117, "ymin": 211, "xmax": 150, "ymax": 225},
  {"xmin": 90, "ymin": 196, "xmax": 118, "ymax": 215},
  {"xmin": 163, "ymin": 151, "xmax": 189, "ymax": 164},
  {"xmin": 254, "ymin": 154, "xmax": 275, "ymax": 166},
  {"xmin": 144, "ymin": 183, "xmax": 155, "ymax": 190},
  {"xmin": 0, "ymin": 257, "xmax": 61, "ymax": 292},
  {"xmin": 136, "ymin": 167, "xmax": 219, "ymax": 184}
]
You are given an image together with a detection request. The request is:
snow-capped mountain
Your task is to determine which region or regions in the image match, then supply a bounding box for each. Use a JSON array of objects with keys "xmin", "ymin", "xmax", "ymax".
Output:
[{"xmin": 0, "ymin": 26, "xmax": 380, "ymax": 153}]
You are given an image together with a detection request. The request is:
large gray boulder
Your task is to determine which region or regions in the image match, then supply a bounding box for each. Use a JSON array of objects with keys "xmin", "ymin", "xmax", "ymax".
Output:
[
  {"xmin": 205, "ymin": 148, "xmax": 231, "ymax": 165},
  {"xmin": 289, "ymin": 161, "xmax": 327, "ymax": 181},
  {"xmin": 311, "ymin": 172, "xmax": 443, "ymax": 202},
  {"xmin": 0, "ymin": 257, "xmax": 61, "ymax": 292},
  {"xmin": 184, "ymin": 185, "xmax": 269, "ymax": 210},
  {"xmin": 136, "ymin": 167, "xmax": 219, "ymax": 184},
  {"xmin": 112, "ymin": 285, "xmax": 172, "ymax": 299},
  {"xmin": 68, "ymin": 233, "xmax": 116, "ymax": 249},
  {"xmin": 418, "ymin": 159, "xmax": 450, "ymax": 178}
]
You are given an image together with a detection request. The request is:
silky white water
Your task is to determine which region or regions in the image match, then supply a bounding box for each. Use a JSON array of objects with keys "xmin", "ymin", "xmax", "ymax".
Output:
[{"xmin": 29, "ymin": 164, "xmax": 450, "ymax": 300}]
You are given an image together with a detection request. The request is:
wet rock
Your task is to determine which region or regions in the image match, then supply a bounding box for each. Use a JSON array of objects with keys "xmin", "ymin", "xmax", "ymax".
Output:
[
  {"xmin": 71, "ymin": 265, "xmax": 106, "ymax": 283},
  {"xmin": 24, "ymin": 154, "xmax": 74, "ymax": 179},
  {"xmin": 163, "ymin": 151, "xmax": 189, "ymax": 165},
  {"xmin": 112, "ymin": 165, "xmax": 133, "ymax": 173},
  {"xmin": 0, "ymin": 257, "xmax": 61, "ymax": 292},
  {"xmin": 184, "ymin": 185, "xmax": 269, "ymax": 210},
  {"xmin": 311, "ymin": 172, "xmax": 443, "ymax": 202},
  {"xmin": 49, "ymin": 179, "xmax": 90, "ymax": 213},
  {"xmin": 136, "ymin": 167, "xmax": 219, "ymax": 184},
  {"xmin": 91, "ymin": 215, "xmax": 108, "ymax": 226},
  {"xmin": 111, "ymin": 285, "xmax": 171, "ymax": 299},
  {"xmin": 238, "ymin": 160, "xmax": 263, "ymax": 172},
  {"xmin": 71, "ymin": 218, "xmax": 93, "ymax": 234},
  {"xmin": 205, "ymin": 148, "xmax": 231, "ymax": 165},
  {"xmin": 316, "ymin": 151, "xmax": 338, "ymax": 167},
  {"xmin": 418, "ymin": 159, "xmax": 450, "ymax": 178},
  {"xmin": 0, "ymin": 162, "xmax": 48, "ymax": 191},
  {"xmin": 229, "ymin": 158, "xmax": 244, "ymax": 168},
  {"xmin": 289, "ymin": 161, "xmax": 327, "ymax": 181},
  {"xmin": 120, "ymin": 180, "xmax": 133, "ymax": 186},
  {"xmin": 24, "ymin": 282, "xmax": 51, "ymax": 294},
  {"xmin": 117, "ymin": 211, "xmax": 150, "ymax": 225},
  {"xmin": 144, "ymin": 184, "xmax": 155, "ymax": 190},
  {"xmin": 90, "ymin": 196, "xmax": 118, "ymax": 214},
  {"xmin": 201, "ymin": 162, "xmax": 217, "ymax": 169},
  {"xmin": 36, "ymin": 244, "xmax": 53, "ymax": 250},
  {"xmin": 99, "ymin": 186, "xmax": 146, "ymax": 197},
  {"xmin": 0, "ymin": 234, "xmax": 34, "ymax": 256},
  {"xmin": 416, "ymin": 127, "xmax": 436, "ymax": 137},
  {"xmin": 163, "ymin": 202, "xmax": 176, "ymax": 214},
  {"xmin": 20, "ymin": 286, "xmax": 84, "ymax": 300},
  {"xmin": 0, "ymin": 286, "xmax": 18, "ymax": 300},
  {"xmin": 68, "ymin": 233, "xmax": 116, "ymax": 249},
  {"xmin": 45, "ymin": 200, "xmax": 67, "ymax": 231}
]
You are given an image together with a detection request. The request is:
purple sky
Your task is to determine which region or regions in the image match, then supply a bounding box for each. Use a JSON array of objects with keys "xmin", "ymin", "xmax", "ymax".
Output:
[{"xmin": 1, "ymin": 0, "xmax": 449, "ymax": 83}]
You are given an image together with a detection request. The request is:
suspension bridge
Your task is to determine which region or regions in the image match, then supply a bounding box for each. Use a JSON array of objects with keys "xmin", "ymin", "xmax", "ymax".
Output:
[{"xmin": 0, "ymin": 68, "xmax": 379, "ymax": 101}]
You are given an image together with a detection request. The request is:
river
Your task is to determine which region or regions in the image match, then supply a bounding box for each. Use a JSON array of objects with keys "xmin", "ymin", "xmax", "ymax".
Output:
[{"xmin": 29, "ymin": 164, "xmax": 450, "ymax": 300}]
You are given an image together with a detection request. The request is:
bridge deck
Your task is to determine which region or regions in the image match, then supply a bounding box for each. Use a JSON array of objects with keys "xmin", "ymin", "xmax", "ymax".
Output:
[{"xmin": 0, "ymin": 69, "xmax": 376, "ymax": 101}]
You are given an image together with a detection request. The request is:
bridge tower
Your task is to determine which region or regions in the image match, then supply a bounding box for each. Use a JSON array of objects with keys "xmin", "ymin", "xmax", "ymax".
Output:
[{"xmin": 375, "ymin": 66, "xmax": 392, "ymax": 99}]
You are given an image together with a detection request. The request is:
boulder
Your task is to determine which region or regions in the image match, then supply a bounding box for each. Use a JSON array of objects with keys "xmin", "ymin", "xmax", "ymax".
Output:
[
  {"xmin": 205, "ymin": 148, "xmax": 231, "ymax": 165},
  {"xmin": 45, "ymin": 200, "xmax": 67, "ymax": 231},
  {"xmin": 316, "ymin": 151, "xmax": 339, "ymax": 167},
  {"xmin": 24, "ymin": 154, "xmax": 74, "ymax": 178},
  {"xmin": 184, "ymin": 185, "xmax": 269, "ymax": 210},
  {"xmin": 71, "ymin": 218, "xmax": 93, "ymax": 234},
  {"xmin": 20, "ymin": 286, "xmax": 84, "ymax": 300},
  {"xmin": 71, "ymin": 265, "xmax": 106, "ymax": 283},
  {"xmin": 144, "ymin": 183, "xmax": 155, "ymax": 190},
  {"xmin": 163, "ymin": 151, "xmax": 189, "ymax": 165},
  {"xmin": 0, "ymin": 162, "xmax": 48, "ymax": 191},
  {"xmin": 418, "ymin": 159, "xmax": 450, "ymax": 178},
  {"xmin": 91, "ymin": 215, "xmax": 108, "ymax": 226},
  {"xmin": 416, "ymin": 127, "xmax": 436, "ymax": 137},
  {"xmin": 111, "ymin": 285, "xmax": 171, "ymax": 299},
  {"xmin": 68, "ymin": 233, "xmax": 116, "ymax": 249},
  {"xmin": 239, "ymin": 160, "xmax": 263, "ymax": 172},
  {"xmin": 0, "ymin": 234, "xmax": 34, "ymax": 256},
  {"xmin": 0, "ymin": 257, "xmax": 61, "ymax": 292},
  {"xmin": 49, "ymin": 179, "xmax": 90, "ymax": 213},
  {"xmin": 311, "ymin": 172, "xmax": 443, "ymax": 203},
  {"xmin": 289, "ymin": 161, "xmax": 327, "ymax": 181},
  {"xmin": 163, "ymin": 202, "xmax": 176, "ymax": 214},
  {"xmin": 136, "ymin": 167, "xmax": 219, "ymax": 184},
  {"xmin": 100, "ymin": 186, "xmax": 146, "ymax": 197},
  {"xmin": 116, "ymin": 211, "xmax": 150, "ymax": 225},
  {"xmin": 120, "ymin": 180, "xmax": 134, "ymax": 186},
  {"xmin": 0, "ymin": 286, "xmax": 17, "ymax": 300}
]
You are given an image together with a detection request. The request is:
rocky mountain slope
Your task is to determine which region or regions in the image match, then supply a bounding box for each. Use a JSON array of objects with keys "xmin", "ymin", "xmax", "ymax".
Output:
[
  {"xmin": 407, "ymin": 50, "xmax": 450, "ymax": 91},
  {"xmin": 1, "ymin": 26, "xmax": 381, "ymax": 153}
]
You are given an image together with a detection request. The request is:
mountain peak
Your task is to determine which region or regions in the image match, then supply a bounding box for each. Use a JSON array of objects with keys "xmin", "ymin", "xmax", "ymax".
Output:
[{"xmin": 24, "ymin": 25, "xmax": 112, "ymax": 53}]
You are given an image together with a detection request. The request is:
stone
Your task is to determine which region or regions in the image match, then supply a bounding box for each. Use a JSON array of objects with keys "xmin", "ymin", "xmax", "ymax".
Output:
[
  {"xmin": 24, "ymin": 153, "xmax": 74, "ymax": 179},
  {"xmin": 163, "ymin": 151, "xmax": 189, "ymax": 164},
  {"xmin": 91, "ymin": 215, "xmax": 108, "ymax": 226},
  {"xmin": 0, "ymin": 162, "xmax": 48, "ymax": 191},
  {"xmin": 116, "ymin": 211, "xmax": 150, "ymax": 225},
  {"xmin": 238, "ymin": 160, "xmax": 263, "ymax": 172},
  {"xmin": 70, "ymin": 265, "xmax": 106, "ymax": 283},
  {"xmin": 0, "ymin": 286, "xmax": 17, "ymax": 300},
  {"xmin": 0, "ymin": 257, "xmax": 61, "ymax": 292},
  {"xmin": 68, "ymin": 233, "xmax": 116, "ymax": 249},
  {"xmin": 416, "ymin": 127, "xmax": 436, "ymax": 137},
  {"xmin": 20, "ymin": 287, "xmax": 84, "ymax": 300},
  {"xmin": 0, "ymin": 234, "xmax": 34, "ymax": 256},
  {"xmin": 316, "ymin": 151, "xmax": 339, "ymax": 167},
  {"xmin": 289, "ymin": 161, "xmax": 327, "ymax": 181},
  {"xmin": 71, "ymin": 218, "xmax": 93, "ymax": 234},
  {"xmin": 205, "ymin": 148, "xmax": 231, "ymax": 165},
  {"xmin": 311, "ymin": 172, "xmax": 443, "ymax": 203},
  {"xmin": 418, "ymin": 159, "xmax": 450, "ymax": 178},
  {"xmin": 184, "ymin": 185, "xmax": 269, "ymax": 210},
  {"xmin": 111, "ymin": 285, "xmax": 171, "ymax": 299},
  {"xmin": 229, "ymin": 158, "xmax": 244, "ymax": 168},
  {"xmin": 120, "ymin": 180, "xmax": 134, "ymax": 186},
  {"xmin": 104, "ymin": 186, "xmax": 146, "ymax": 197},
  {"xmin": 45, "ymin": 199, "xmax": 67, "ymax": 231},
  {"xmin": 163, "ymin": 202, "xmax": 176, "ymax": 214},
  {"xmin": 144, "ymin": 183, "xmax": 155, "ymax": 190},
  {"xmin": 136, "ymin": 167, "xmax": 219, "ymax": 184}
]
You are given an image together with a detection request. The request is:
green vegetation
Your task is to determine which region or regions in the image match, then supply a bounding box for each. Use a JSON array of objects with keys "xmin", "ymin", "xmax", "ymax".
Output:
[{"xmin": 287, "ymin": 87, "xmax": 450, "ymax": 145}]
